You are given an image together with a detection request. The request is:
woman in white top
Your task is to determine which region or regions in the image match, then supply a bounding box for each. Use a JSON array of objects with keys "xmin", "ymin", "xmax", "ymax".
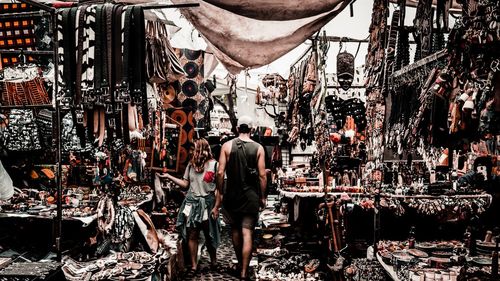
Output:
[{"xmin": 160, "ymin": 138, "xmax": 221, "ymax": 273}]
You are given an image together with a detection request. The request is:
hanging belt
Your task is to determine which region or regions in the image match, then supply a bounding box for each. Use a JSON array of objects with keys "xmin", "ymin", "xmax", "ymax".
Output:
[
  {"xmin": 123, "ymin": 7, "xmax": 132, "ymax": 142},
  {"xmin": 74, "ymin": 5, "xmax": 88, "ymax": 146},
  {"xmin": 56, "ymin": 10, "xmax": 66, "ymax": 106},
  {"xmin": 61, "ymin": 8, "xmax": 73, "ymax": 108},
  {"xmin": 129, "ymin": 6, "xmax": 148, "ymax": 127},
  {"xmin": 75, "ymin": 5, "xmax": 88, "ymax": 107},
  {"xmin": 83, "ymin": 5, "xmax": 97, "ymax": 143},
  {"xmin": 112, "ymin": 5, "xmax": 124, "ymax": 141},
  {"xmin": 94, "ymin": 4, "xmax": 103, "ymax": 105},
  {"xmin": 119, "ymin": 6, "xmax": 132, "ymax": 144},
  {"xmin": 103, "ymin": 3, "xmax": 116, "ymax": 146},
  {"xmin": 82, "ymin": 5, "xmax": 96, "ymax": 107},
  {"xmin": 60, "ymin": 7, "xmax": 86, "ymax": 147},
  {"xmin": 94, "ymin": 4, "xmax": 106, "ymax": 146},
  {"xmin": 69, "ymin": 7, "xmax": 78, "ymax": 100}
]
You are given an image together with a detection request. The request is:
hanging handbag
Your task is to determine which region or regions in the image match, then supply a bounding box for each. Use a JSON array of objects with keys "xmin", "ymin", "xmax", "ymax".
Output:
[
  {"xmin": 146, "ymin": 21, "xmax": 169, "ymax": 84},
  {"xmin": 134, "ymin": 209, "xmax": 160, "ymax": 253},
  {"xmin": 146, "ymin": 21, "xmax": 170, "ymax": 84},
  {"xmin": 145, "ymin": 20, "xmax": 185, "ymax": 85}
]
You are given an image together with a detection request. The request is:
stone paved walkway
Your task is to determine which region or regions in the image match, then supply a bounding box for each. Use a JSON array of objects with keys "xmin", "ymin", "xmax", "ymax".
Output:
[{"xmin": 179, "ymin": 227, "xmax": 251, "ymax": 281}]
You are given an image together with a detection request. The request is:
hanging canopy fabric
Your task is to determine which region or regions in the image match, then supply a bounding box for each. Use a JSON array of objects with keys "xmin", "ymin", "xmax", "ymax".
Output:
[
  {"xmin": 171, "ymin": 0, "xmax": 352, "ymax": 74},
  {"xmin": 203, "ymin": 0, "xmax": 351, "ymax": 21}
]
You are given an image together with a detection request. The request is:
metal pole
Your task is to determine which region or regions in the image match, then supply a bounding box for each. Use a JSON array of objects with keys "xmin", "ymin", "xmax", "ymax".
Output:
[
  {"xmin": 51, "ymin": 9, "xmax": 63, "ymax": 262},
  {"xmin": 0, "ymin": 104, "xmax": 54, "ymax": 109},
  {"xmin": 0, "ymin": 10, "xmax": 50, "ymax": 19},
  {"xmin": 373, "ymin": 192, "xmax": 380, "ymax": 258},
  {"xmin": 290, "ymin": 45, "xmax": 312, "ymax": 72},
  {"xmin": 20, "ymin": 0, "xmax": 56, "ymax": 13},
  {"xmin": 0, "ymin": 50, "xmax": 53, "ymax": 55},
  {"xmin": 140, "ymin": 3, "xmax": 200, "ymax": 10}
]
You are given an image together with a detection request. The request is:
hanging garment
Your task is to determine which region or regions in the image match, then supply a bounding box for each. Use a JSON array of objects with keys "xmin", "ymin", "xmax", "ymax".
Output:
[
  {"xmin": 271, "ymin": 144, "xmax": 282, "ymax": 168},
  {"xmin": 111, "ymin": 205, "xmax": 135, "ymax": 246},
  {"xmin": 302, "ymin": 52, "xmax": 318, "ymax": 94}
]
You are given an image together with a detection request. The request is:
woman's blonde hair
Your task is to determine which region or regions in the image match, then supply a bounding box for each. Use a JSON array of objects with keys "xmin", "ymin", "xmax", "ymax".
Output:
[{"xmin": 190, "ymin": 138, "xmax": 213, "ymax": 173}]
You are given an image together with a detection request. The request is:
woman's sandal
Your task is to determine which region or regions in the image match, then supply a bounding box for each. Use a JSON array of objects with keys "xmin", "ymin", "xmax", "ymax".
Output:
[
  {"xmin": 240, "ymin": 268, "xmax": 255, "ymax": 280},
  {"xmin": 185, "ymin": 267, "xmax": 199, "ymax": 278},
  {"xmin": 209, "ymin": 263, "xmax": 221, "ymax": 272},
  {"xmin": 225, "ymin": 264, "xmax": 241, "ymax": 278}
]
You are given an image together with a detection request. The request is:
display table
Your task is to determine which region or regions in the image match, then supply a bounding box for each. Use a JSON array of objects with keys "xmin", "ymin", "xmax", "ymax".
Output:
[
  {"xmin": 279, "ymin": 189, "xmax": 492, "ymax": 217},
  {"xmin": 373, "ymin": 240, "xmax": 498, "ymax": 281},
  {"xmin": 0, "ymin": 192, "xmax": 154, "ymax": 227},
  {"xmin": 279, "ymin": 189, "xmax": 348, "ymax": 199},
  {"xmin": 0, "ymin": 261, "xmax": 64, "ymax": 281},
  {"xmin": 61, "ymin": 233, "xmax": 181, "ymax": 281},
  {"xmin": 279, "ymin": 188, "xmax": 492, "ymax": 201},
  {"xmin": 375, "ymin": 250, "xmax": 400, "ymax": 281},
  {"xmin": 0, "ymin": 212, "xmax": 96, "ymax": 226}
]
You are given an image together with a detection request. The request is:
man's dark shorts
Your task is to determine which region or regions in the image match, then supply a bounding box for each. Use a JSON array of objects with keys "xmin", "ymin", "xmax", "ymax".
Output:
[{"xmin": 222, "ymin": 209, "xmax": 258, "ymax": 230}]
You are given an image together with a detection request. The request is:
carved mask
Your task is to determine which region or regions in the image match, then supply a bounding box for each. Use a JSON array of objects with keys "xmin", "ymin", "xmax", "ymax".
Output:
[{"xmin": 337, "ymin": 51, "xmax": 355, "ymax": 91}]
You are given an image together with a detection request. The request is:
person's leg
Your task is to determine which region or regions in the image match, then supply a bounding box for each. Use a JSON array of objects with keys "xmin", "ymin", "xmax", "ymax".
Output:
[
  {"xmin": 231, "ymin": 225, "xmax": 243, "ymax": 268},
  {"xmin": 187, "ymin": 227, "xmax": 200, "ymax": 270},
  {"xmin": 201, "ymin": 221, "xmax": 217, "ymax": 266},
  {"xmin": 240, "ymin": 215, "xmax": 257, "ymax": 279},
  {"xmin": 240, "ymin": 227, "xmax": 253, "ymax": 278}
]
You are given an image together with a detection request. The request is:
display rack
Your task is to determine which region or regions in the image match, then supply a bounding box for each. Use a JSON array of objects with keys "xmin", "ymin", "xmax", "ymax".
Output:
[
  {"xmin": 391, "ymin": 49, "xmax": 448, "ymax": 79},
  {"xmin": 0, "ymin": 0, "xmax": 62, "ymax": 261},
  {"xmin": 0, "ymin": 0, "xmax": 200, "ymax": 263}
]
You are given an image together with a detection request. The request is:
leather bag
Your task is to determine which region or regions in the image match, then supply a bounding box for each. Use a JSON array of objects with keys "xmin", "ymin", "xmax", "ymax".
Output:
[{"xmin": 134, "ymin": 209, "xmax": 160, "ymax": 253}]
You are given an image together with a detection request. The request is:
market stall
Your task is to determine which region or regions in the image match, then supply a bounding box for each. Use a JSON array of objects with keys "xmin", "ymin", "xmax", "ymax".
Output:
[
  {"xmin": 0, "ymin": 1, "xmax": 201, "ymax": 280},
  {"xmin": 0, "ymin": 0, "xmax": 498, "ymax": 280},
  {"xmin": 254, "ymin": 0, "xmax": 500, "ymax": 279}
]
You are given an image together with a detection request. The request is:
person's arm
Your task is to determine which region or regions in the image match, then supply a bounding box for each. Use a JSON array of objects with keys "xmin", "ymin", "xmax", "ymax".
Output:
[
  {"xmin": 212, "ymin": 142, "xmax": 229, "ymax": 218},
  {"xmin": 159, "ymin": 165, "xmax": 190, "ymax": 189},
  {"xmin": 257, "ymin": 145, "xmax": 267, "ymax": 209},
  {"xmin": 215, "ymin": 143, "xmax": 228, "ymax": 207}
]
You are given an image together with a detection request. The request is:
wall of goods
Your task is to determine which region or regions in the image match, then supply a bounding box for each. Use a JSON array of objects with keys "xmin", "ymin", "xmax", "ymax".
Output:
[
  {"xmin": 266, "ymin": 0, "xmax": 500, "ymax": 280},
  {"xmin": 0, "ymin": 1, "xmax": 208, "ymax": 280}
]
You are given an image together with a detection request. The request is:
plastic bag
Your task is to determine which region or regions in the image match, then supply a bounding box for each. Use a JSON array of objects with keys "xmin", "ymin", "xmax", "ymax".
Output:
[{"xmin": 0, "ymin": 160, "xmax": 14, "ymax": 200}]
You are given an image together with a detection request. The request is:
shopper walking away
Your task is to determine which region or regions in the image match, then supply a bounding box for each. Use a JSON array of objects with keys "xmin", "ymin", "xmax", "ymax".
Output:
[
  {"xmin": 213, "ymin": 116, "xmax": 267, "ymax": 280},
  {"xmin": 159, "ymin": 138, "xmax": 221, "ymax": 274}
]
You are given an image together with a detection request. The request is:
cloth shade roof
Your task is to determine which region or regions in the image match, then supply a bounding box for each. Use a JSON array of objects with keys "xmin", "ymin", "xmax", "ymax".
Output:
[{"xmin": 171, "ymin": 0, "xmax": 353, "ymax": 74}]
